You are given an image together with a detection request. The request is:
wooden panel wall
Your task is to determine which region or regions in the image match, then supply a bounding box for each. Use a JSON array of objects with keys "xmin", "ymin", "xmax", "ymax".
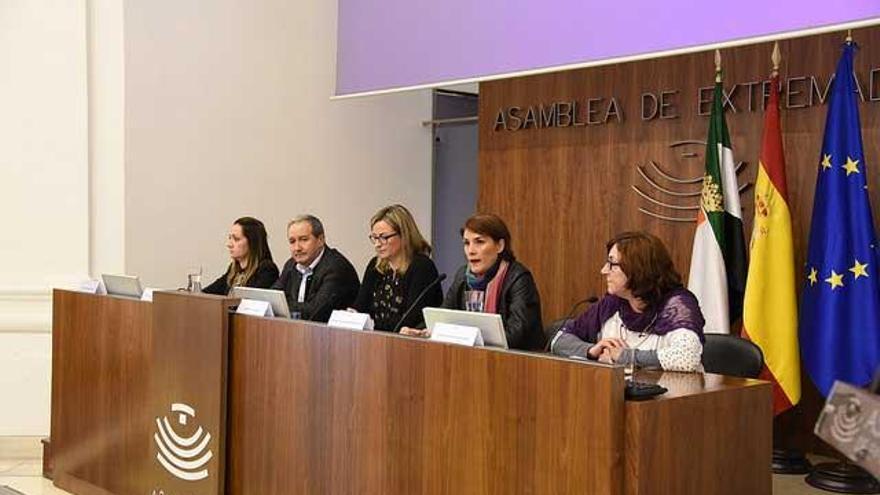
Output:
[{"xmin": 478, "ymin": 26, "xmax": 880, "ymax": 323}]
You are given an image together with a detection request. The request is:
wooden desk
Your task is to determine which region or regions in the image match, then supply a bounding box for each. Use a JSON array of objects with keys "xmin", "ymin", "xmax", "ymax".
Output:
[
  {"xmin": 48, "ymin": 290, "xmax": 772, "ymax": 495},
  {"xmin": 50, "ymin": 290, "xmax": 153, "ymax": 495},
  {"xmin": 226, "ymin": 315, "xmax": 772, "ymax": 495},
  {"xmin": 227, "ymin": 315, "xmax": 626, "ymax": 495},
  {"xmin": 49, "ymin": 290, "xmax": 234, "ymax": 495},
  {"xmin": 624, "ymin": 371, "xmax": 772, "ymax": 495}
]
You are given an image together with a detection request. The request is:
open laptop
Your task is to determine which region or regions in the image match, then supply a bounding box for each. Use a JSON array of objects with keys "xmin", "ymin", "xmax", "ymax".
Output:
[
  {"xmin": 101, "ymin": 274, "xmax": 144, "ymax": 299},
  {"xmin": 230, "ymin": 287, "xmax": 291, "ymax": 318},
  {"xmin": 423, "ymin": 307, "xmax": 509, "ymax": 349}
]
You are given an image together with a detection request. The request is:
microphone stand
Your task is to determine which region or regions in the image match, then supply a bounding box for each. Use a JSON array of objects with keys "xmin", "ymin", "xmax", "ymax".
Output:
[
  {"xmin": 545, "ymin": 296, "xmax": 597, "ymax": 352},
  {"xmin": 307, "ymin": 292, "xmax": 337, "ymax": 322},
  {"xmin": 392, "ymin": 273, "xmax": 447, "ymax": 333}
]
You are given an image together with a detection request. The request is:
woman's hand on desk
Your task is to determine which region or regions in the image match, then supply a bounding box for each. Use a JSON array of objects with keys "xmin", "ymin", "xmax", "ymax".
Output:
[
  {"xmin": 606, "ymin": 346, "xmax": 623, "ymax": 362},
  {"xmin": 587, "ymin": 337, "xmax": 626, "ymax": 359},
  {"xmin": 400, "ymin": 326, "xmax": 429, "ymax": 337}
]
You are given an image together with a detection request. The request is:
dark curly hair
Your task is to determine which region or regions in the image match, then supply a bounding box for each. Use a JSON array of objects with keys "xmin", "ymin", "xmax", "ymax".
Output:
[{"xmin": 607, "ymin": 231, "xmax": 682, "ymax": 307}]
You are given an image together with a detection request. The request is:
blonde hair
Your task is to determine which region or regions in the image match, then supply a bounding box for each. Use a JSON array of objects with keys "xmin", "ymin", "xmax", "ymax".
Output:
[{"xmin": 371, "ymin": 204, "xmax": 431, "ymax": 274}]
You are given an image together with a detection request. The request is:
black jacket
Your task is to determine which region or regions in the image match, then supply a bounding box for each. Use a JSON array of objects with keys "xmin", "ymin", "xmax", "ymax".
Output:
[
  {"xmin": 202, "ymin": 259, "xmax": 279, "ymax": 296},
  {"xmin": 442, "ymin": 260, "xmax": 544, "ymax": 350},
  {"xmin": 270, "ymin": 247, "xmax": 360, "ymax": 322},
  {"xmin": 353, "ymin": 253, "xmax": 443, "ymax": 331}
]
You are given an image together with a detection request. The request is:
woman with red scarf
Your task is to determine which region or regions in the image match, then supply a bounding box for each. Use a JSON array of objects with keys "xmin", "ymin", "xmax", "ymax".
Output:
[{"xmin": 402, "ymin": 213, "xmax": 544, "ymax": 350}]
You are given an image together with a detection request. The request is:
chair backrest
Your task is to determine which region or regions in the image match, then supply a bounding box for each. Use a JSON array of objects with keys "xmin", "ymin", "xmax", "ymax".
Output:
[
  {"xmin": 543, "ymin": 319, "xmax": 570, "ymax": 351},
  {"xmin": 701, "ymin": 334, "xmax": 765, "ymax": 379}
]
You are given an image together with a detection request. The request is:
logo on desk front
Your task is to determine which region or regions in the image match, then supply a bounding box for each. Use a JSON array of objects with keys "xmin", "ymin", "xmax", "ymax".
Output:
[{"xmin": 153, "ymin": 403, "xmax": 213, "ymax": 481}]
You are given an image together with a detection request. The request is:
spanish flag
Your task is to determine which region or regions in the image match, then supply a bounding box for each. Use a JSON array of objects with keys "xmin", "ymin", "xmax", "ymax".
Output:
[{"xmin": 742, "ymin": 63, "xmax": 801, "ymax": 413}]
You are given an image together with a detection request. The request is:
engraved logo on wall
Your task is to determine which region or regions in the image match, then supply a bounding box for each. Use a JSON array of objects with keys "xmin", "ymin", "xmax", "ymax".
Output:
[
  {"xmin": 154, "ymin": 402, "xmax": 213, "ymax": 481},
  {"xmin": 633, "ymin": 140, "xmax": 751, "ymax": 222}
]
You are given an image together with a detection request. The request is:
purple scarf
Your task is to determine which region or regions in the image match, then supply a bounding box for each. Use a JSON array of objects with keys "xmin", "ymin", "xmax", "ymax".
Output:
[{"xmin": 564, "ymin": 287, "xmax": 705, "ymax": 343}]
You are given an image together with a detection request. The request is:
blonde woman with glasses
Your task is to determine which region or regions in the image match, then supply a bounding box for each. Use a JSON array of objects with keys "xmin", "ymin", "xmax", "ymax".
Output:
[{"xmin": 352, "ymin": 204, "xmax": 443, "ymax": 332}]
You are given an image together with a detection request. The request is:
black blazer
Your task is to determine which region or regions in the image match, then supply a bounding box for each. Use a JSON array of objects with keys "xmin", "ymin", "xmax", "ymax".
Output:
[
  {"xmin": 353, "ymin": 253, "xmax": 443, "ymax": 331},
  {"xmin": 270, "ymin": 247, "xmax": 360, "ymax": 322},
  {"xmin": 202, "ymin": 259, "xmax": 279, "ymax": 296},
  {"xmin": 442, "ymin": 260, "xmax": 544, "ymax": 350}
]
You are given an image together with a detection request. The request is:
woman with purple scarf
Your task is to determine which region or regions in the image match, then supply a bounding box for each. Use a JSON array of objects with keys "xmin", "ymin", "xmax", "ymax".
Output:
[{"xmin": 550, "ymin": 231, "xmax": 705, "ymax": 372}]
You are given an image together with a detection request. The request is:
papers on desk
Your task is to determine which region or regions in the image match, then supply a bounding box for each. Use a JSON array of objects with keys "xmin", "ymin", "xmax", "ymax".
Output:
[{"xmin": 75, "ymin": 279, "xmax": 168, "ymax": 302}]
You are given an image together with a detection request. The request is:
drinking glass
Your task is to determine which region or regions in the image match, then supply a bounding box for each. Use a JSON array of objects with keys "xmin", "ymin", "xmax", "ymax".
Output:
[
  {"xmin": 186, "ymin": 267, "xmax": 203, "ymax": 293},
  {"xmin": 620, "ymin": 347, "xmax": 636, "ymax": 378},
  {"xmin": 464, "ymin": 290, "xmax": 485, "ymax": 312}
]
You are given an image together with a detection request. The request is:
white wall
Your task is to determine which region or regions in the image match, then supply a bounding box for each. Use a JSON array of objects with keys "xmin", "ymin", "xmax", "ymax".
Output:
[
  {"xmin": 124, "ymin": 0, "xmax": 433, "ymax": 288},
  {"xmin": 0, "ymin": 2, "xmax": 89, "ymax": 294},
  {"xmin": 0, "ymin": 1, "xmax": 89, "ymax": 435},
  {"xmin": 89, "ymin": 0, "xmax": 126, "ymax": 277},
  {"xmin": 0, "ymin": 0, "xmax": 433, "ymax": 435}
]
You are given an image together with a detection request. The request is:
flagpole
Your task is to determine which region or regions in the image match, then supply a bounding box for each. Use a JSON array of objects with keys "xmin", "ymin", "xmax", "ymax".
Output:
[
  {"xmin": 771, "ymin": 42, "xmax": 780, "ymax": 78},
  {"xmin": 688, "ymin": 45, "xmax": 748, "ymax": 335},
  {"xmin": 762, "ymin": 39, "xmax": 814, "ymax": 477}
]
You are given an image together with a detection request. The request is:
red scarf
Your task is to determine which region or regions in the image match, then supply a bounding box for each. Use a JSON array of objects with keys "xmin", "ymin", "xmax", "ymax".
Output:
[{"xmin": 483, "ymin": 260, "xmax": 509, "ymax": 314}]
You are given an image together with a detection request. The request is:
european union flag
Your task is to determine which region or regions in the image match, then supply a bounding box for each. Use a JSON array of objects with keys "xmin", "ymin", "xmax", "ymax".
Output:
[{"xmin": 800, "ymin": 41, "xmax": 880, "ymax": 396}]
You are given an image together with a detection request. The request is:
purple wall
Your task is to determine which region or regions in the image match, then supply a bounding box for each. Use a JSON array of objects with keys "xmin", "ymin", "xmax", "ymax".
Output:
[{"xmin": 336, "ymin": 0, "xmax": 880, "ymax": 96}]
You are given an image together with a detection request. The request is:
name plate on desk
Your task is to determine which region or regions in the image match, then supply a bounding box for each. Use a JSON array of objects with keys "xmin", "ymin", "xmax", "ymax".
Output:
[
  {"xmin": 77, "ymin": 279, "xmax": 107, "ymax": 295},
  {"xmin": 430, "ymin": 322, "xmax": 483, "ymax": 347},
  {"xmin": 141, "ymin": 288, "xmax": 159, "ymax": 302},
  {"xmin": 237, "ymin": 299, "xmax": 274, "ymax": 317},
  {"xmin": 327, "ymin": 310, "xmax": 372, "ymax": 330}
]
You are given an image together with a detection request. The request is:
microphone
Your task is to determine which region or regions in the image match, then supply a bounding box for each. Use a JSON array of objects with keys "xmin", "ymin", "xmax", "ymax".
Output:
[
  {"xmin": 307, "ymin": 292, "xmax": 337, "ymax": 322},
  {"xmin": 392, "ymin": 273, "xmax": 447, "ymax": 333},
  {"xmin": 546, "ymin": 295, "xmax": 598, "ymax": 352}
]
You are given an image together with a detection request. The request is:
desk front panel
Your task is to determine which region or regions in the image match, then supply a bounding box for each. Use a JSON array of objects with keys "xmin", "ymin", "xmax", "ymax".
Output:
[
  {"xmin": 227, "ymin": 317, "xmax": 626, "ymax": 495},
  {"xmin": 624, "ymin": 371, "xmax": 773, "ymax": 495},
  {"xmin": 51, "ymin": 290, "xmax": 154, "ymax": 495}
]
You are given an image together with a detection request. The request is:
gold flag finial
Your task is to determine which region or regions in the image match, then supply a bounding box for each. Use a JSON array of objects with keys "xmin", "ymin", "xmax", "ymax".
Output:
[
  {"xmin": 715, "ymin": 49, "xmax": 722, "ymax": 82},
  {"xmin": 771, "ymin": 42, "xmax": 781, "ymax": 77},
  {"xmin": 846, "ymin": 29, "xmax": 853, "ymax": 43}
]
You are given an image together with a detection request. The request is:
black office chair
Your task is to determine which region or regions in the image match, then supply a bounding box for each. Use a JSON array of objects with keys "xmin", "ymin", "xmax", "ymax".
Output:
[{"xmin": 701, "ymin": 334, "xmax": 765, "ymax": 378}]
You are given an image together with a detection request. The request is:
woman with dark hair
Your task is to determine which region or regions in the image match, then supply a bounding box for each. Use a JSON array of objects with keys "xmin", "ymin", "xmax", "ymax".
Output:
[
  {"xmin": 550, "ymin": 231, "xmax": 704, "ymax": 372},
  {"xmin": 203, "ymin": 216, "xmax": 279, "ymax": 295},
  {"xmin": 402, "ymin": 213, "xmax": 544, "ymax": 350}
]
